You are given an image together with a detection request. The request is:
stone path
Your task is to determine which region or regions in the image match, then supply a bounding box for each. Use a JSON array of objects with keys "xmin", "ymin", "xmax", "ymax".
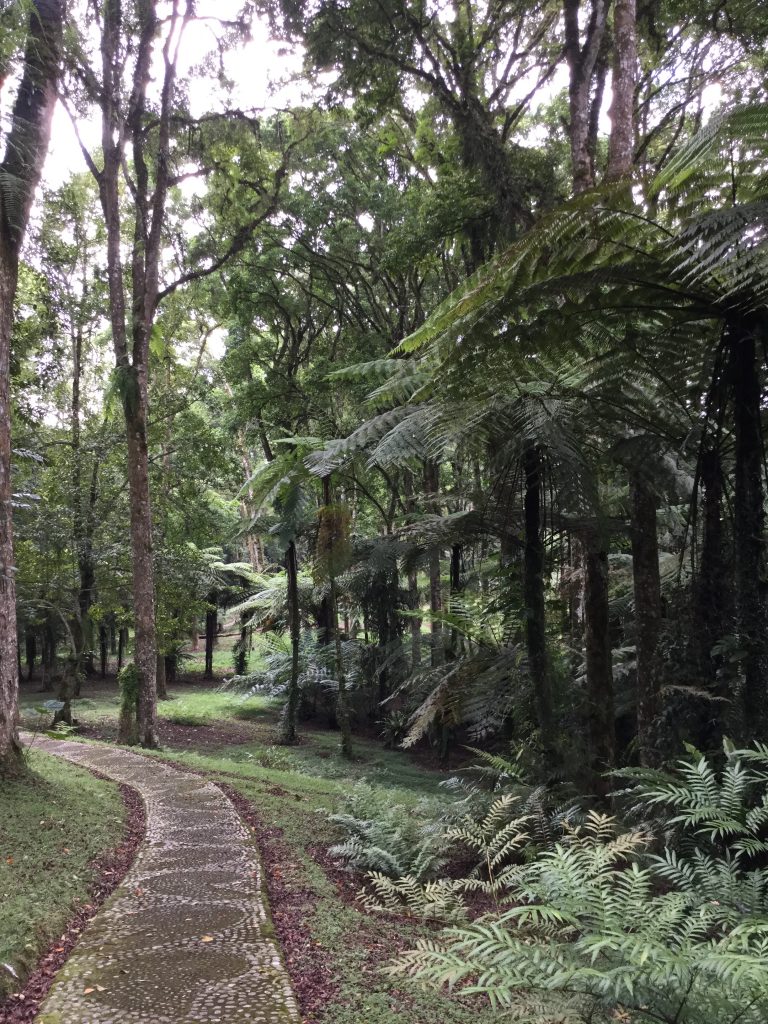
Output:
[{"xmin": 25, "ymin": 736, "xmax": 299, "ymax": 1024}]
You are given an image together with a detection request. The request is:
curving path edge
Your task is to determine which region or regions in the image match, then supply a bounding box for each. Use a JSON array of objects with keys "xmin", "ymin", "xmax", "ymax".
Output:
[{"xmin": 22, "ymin": 735, "xmax": 299, "ymax": 1024}]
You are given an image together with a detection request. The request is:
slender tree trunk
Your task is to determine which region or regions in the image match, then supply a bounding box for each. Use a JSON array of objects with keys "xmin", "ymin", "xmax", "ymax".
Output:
[
  {"xmin": 522, "ymin": 444, "xmax": 555, "ymax": 752},
  {"xmin": 731, "ymin": 321, "xmax": 767, "ymax": 739},
  {"xmin": 204, "ymin": 599, "xmax": 217, "ymax": 681},
  {"xmin": 281, "ymin": 540, "xmax": 300, "ymax": 744},
  {"xmin": 100, "ymin": 626, "xmax": 108, "ymax": 678},
  {"xmin": 156, "ymin": 652, "xmax": 167, "ymax": 700},
  {"xmin": 584, "ymin": 531, "xmax": 615, "ymax": 797},
  {"xmin": 402, "ymin": 469, "xmax": 422, "ymax": 668},
  {"xmin": 26, "ymin": 631, "xmax": 36, "ymax": 682},
  {"xmin": 71, "ymin": 324, "xmax": 96, "ymax": 678},
  {"xmin": 110, "ymin": 619, "xmax": 117, "ymax": 655},
  {"xmin": 0, "ymin": 0, "xmax": 64, "ymax": 775},
  {"xmin": 630, "ymin": 472, "xmax": 661, "ymax": 765},
  {"xmin": 117, "ymin": 627, "xmax": 126, "ymax": 673},
  {"xmin": 606, "ymin": 0, "xmax": 637, "ymax": 181}
]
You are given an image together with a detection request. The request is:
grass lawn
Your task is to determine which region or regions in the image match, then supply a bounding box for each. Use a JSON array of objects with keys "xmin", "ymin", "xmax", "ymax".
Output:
[
  {"xmin": 17, "ymin": 671, "xmax": 500, "ymax": 1022},
  {"xmin": 0, "ymin": 750, "xmax": 126, "ymax": 998}
]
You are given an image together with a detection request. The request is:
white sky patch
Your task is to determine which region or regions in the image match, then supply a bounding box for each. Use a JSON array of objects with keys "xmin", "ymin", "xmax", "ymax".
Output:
[{"xmin": 46, "ymin": 1, "xmax": 306, "ymax": 187}]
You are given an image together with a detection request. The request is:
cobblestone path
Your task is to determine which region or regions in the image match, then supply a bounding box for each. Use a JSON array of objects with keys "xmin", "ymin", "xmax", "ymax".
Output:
[{"xmin": 25, "ymin": 736, "xmax": 299, "ymax": 1024}]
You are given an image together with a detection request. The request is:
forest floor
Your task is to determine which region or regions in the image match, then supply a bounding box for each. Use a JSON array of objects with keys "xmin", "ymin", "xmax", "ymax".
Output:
[
  {"xmin": 10, "ymin": 663, "xmax": 508, "ymax": 1024},
  {"xmin": 0, "ymin": 750, "xmax": 141, "ymax": 1015}
]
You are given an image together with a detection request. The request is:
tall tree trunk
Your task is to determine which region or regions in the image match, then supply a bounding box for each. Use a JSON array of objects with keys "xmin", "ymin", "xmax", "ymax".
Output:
[
  {"xmin": 731, "ymin": 320, "xmax": 767, "ymax": 740},
  {"xmin": 72, "ymin": 371, "xmax": 99, "ymax": 681},
  {"xmin": 630, "ymin": 471, "xmax": 661, "ymax": 765},
  {"xmin": 584, "ymin": 531, "xmax": 615, "ymax": 798},
  {"xmin": 281, "ymin": 540, "xmax": 300, "ymax": 744},
  {"xmin": 330, "ymin": 575, "xmax": 354, "ymax": 759},
  {"xmin": 522, "ymin": 444, "xmax": 555, "ymax": 752},
  {"xmin": 0, "ymin": 0, "xmax": 64, "ymax": 775},
  {"xmin": 606, "ymin": 0, "xmax": 637, "ymax": 181}
]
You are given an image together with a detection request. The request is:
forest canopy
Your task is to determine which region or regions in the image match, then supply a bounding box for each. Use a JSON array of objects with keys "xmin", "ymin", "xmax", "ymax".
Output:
[{"xmin": 1, "ymin": 0, "xmax": 767, "ymax": 778}]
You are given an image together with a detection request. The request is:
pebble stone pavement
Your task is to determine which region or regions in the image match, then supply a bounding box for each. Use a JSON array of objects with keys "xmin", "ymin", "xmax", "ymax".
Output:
[{"xmin": 21, "ymin": 735, "xmax": 300, "ymax": 1024}]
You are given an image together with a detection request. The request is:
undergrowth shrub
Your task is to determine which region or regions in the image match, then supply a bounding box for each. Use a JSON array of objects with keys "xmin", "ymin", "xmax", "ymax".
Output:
[
  {"xmin": 393, "ymin": 811, "xmax": 768, "ymax": 1023},
  {"xmin": 383, "ymin": 743, "xmax": 768, "ymax": 1023},
  {"xmin": 327, "ymin": 782, "xmax": 450, "ymax": 880}
]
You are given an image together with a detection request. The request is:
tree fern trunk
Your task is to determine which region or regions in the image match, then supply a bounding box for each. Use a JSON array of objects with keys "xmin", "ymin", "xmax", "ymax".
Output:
[
  {"xmin": 694, "ymin": 444, "xmax": 731, "ymax": 744},
  {"xmin": 522, "ymin": 444, "xmax": 555, "ymax": 753},
  {"xmin": 630, "ymin": 471, "xmax": 661, "ymax": 765},
  {"xmin": 731, "ymin": 320, "xmax": 767, "ymax": 740},
  {"xmin": 584, "ymin": 530, "xmax": 615, "ymax": 797}
]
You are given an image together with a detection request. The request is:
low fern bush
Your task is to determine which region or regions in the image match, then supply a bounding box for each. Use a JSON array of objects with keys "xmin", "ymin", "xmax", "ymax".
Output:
[
  {"xmin": 396, "ymin": 812, "xmax": 768, "ymax": 1022},
  {"xmin": 390, "ymin": 744, "xmax": 768, "ymax": 1023},
  {"xmin": 327, "ymin": 782, "xmax": 450, "ymax": 880}
]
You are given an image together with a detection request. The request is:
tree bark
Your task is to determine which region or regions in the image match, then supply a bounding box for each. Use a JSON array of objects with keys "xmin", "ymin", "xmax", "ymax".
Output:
[
  {"xmin": 402, "ymin": 469, "xmax": 422, "ymax": 669},
  {"xmin": 124, "ymin": 398, "xmax": 158, "ymax": 744},
  {"xmin": 731, "ymin": 320, "xmax": 767, "ymax": 740},
  {"xmin": 606, "ymin": 0, "xmax": 637, "ymax": 181},
  {"xmin": 522, "ymin": 444, "xmax": 555, "ymax": 752},
  {"xmin": 629, "ymin": 471, "xmax": 661, "ymax": 765},
  {"xmin": 584, "ymin": 530, "xmax": 615, "ymax": 797},
  {"xmin": 0, "ymin": 0, "xmax": 64, "ymax": 775}
]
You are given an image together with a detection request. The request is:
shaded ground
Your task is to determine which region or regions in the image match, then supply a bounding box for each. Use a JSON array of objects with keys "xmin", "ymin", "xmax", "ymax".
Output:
[
  {"xmin": 0, "ymin": 778, "xmax": 144, "ymax": 1024},
  {"xmin": 0, "ymin": 752, "xmax": 132, "ymax": 1009},
  {"xmin": 25, "ymin": 737, "xmax": 298, "ymax": 1024}
]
